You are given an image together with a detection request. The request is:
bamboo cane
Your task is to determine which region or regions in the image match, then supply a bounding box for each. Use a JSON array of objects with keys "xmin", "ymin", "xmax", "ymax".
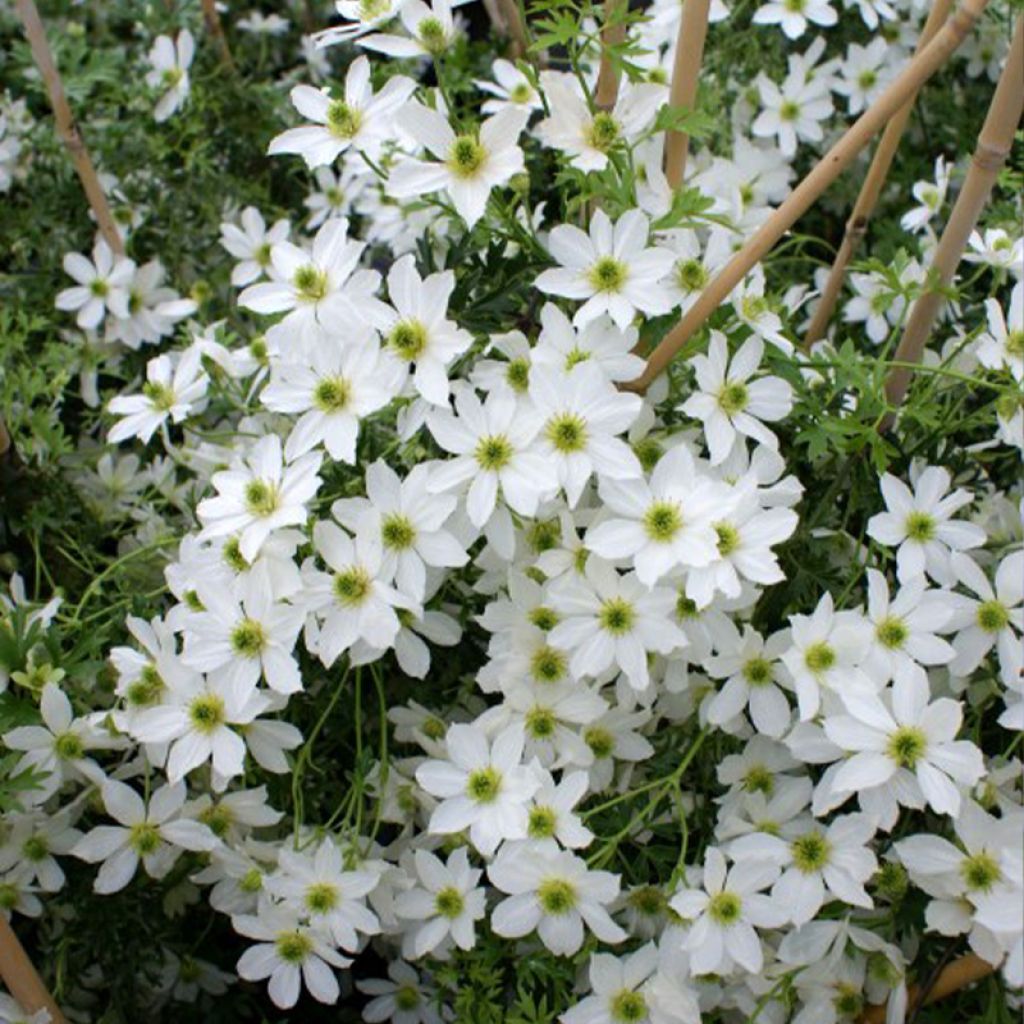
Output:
[
  {"xmin": 496, "ymin": 0, "xmax": 528, "ymax": 60},
  {"xmin": 201, "ymin": 0, "xmax": 236, "ymax": 70},
  {"xmin": 883, "ymin": 15, "xmax": 1024, "ymax": 418},
  {"xmin": 623, "ymin": 0, "xmax": 991, "ymax": 395},
  {"xmin": 594, "ymin": 0, "xmax": 627, "ymax": 111},
  {"xmin": 483, "ymin": 0, "xmax": 509, "ymax": 39},
  {"xmin": 664, "ymin": 0, "xmax": 712, "ymax": 189},
  {"xmin": 0, "ymin": 917, "xmax": 68, "ymax": 1024},
  {"xmin": 802, "ymin": 0, "xmax": 956, "ymax": 347},
  {"xmin": 15, "ymin": 0, "xmax": 124, "ymax": 255},
  {"xmin": 859, "ymin": 952, "xmax": 996, "ymax": 1024}
]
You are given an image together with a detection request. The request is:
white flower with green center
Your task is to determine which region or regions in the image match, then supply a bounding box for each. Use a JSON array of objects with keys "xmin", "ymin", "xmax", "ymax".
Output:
[
  {"xmin": 535, "ymin": 209, "xmax": 675, "ymax": 330},
  {"xmin": 476, "ymin": 58, "xmax": 545, "ymax": 116},
  {"xmin": 549, "ymin": 555, "xmax": 684, "ymax": 691},
  {"xmin": 900, "ymin": 155, "xmax": 951, "ymax": 233},
  {"xmin": 536, "ymin": 70, "xmax": 665, "ymax": 173},
  {"xmin": 182, "ymin": 562, "xmax": 305, "ymax": 696},
  {"xmin": 71, "ymin": 779, "xmax": 216, "ymax": 894},
  {"xmin": 668, "ymin": 847, "xmax": 785, "ymax": 976},
  {"xmin": 377, "ymin": 254, "xmax": 473, "ymax": 405},
  {"xmin": 867, "ymin": 466, "xmax": 986, "ymax": 585},
  {"xmin": 681, "ymin": 332, "xmax": 793, "ymax": 465},
  {"xmin": 525, "ymin": 769, "xmax": 594, "ymax": 849},
  {"xmin": 269, "ymin": 56, "xmax": 416, "ymax": 168},
  {"xmin": 976, "ymin": 281, "xmax": 1024, "ymax": 382},
  {"xmin": 824, "ymin": 664, "xmax": 985, "ymax": 817},
  {"xmin": 388, "ymin": 102, "xmax": 529, "ymax": 228},
  {"xmin": 2, "ymin": 682, "xmax": 111, "ymax": 803},
  {"xmin": 415, "ymin": 722, "xmax": 540, "ymax": 856},
  {"xmin": 55, "ymin": 237, "xmax": 135, "ymax": 330},
  {"xmin": 426, "ymin": 387, "xmax": 551, "ymax": 557},
  {"xmin": 946, "ymin": 550, "xmax": 1023, "ymax": 688},
  {"xmin": 730, "ymin": 812, "xmax": 878, "ymax": 925},
  {"xmin": 267, "ymin": 840, "xmax": 381, "ymax": 952},
  {"xmin": 752, "ymin": 0, "xmax": 836, "ymax": 39},
  {"xmin": 261, "ymin": 329, "xmax": 404, "ymax": 464},
  {"xmin": 220, "ymin": 206, "xmax": 291, "ymax": 286},
  {"xmin": 359, "ymin": 0, "xmax": 459, "ymax": 58},
  {"xmin": 489, "ymin": 839, "xmax": 626, "ymax": 955},
  {"xmin": 0, "ymin": 812, "xmax": 80, "ymax": 893},
  {"xmin": 532, "ymin": 304, "xmax": 646, "ymax": 385},
  {"xmin": 144, "ymin": 30, "xmax": 194, "ymax": 122},
  {"xmin": 234, "ymin": 902, "xmax": 351, "ymax": 1009},
  {"xmin": 129, "ymin": 670, "xmax": 271, "ymax": 785},
  {"xmin": 529, "ymin": 363, "xmax": 642, "ymax": 508},
  {"xmin": 108, "ymin": 346, "xmax": 208, "ymax": 445},
  {"xmin": 393, "ymin": 846, "xmax": 486, "ymax": 958},
  {"xmin": 197, "ymin": 433, "xmax": 323, "ymax": 562},
  {"xmin": 357, "ymin": 961, "xmax": 441, "ymax": 1024},
  {"xmin": 314, "ymin": 0, "xmax": 407, "ymax": 46},
  {"xmin": 586, "ymin": 445, "xmax": 728, "ymax": 585},
  {"xmin": 752, "ymin": 70, "xmax": 833, "ymax": 158},
  {"xmin": 706, "ymin": 622, "xmax": 793, "ymax": 738}
]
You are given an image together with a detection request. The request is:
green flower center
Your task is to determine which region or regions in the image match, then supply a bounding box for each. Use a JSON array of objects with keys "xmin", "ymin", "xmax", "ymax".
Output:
[
  {"xmin": 904, "ymin": 511, "xmax": 935, "ymax": 542},
  {"xmin": 804, "ymin": 641, "xmax": 836, "ymax": 674},
  {"xmin": 715, "ymin": 522, "xmax": 741, "ymax": 556},
  {"xmin": 223, "ymin": 537, "xmax": 250, "ymax": 573},
  {"xmin": 448, "ymin": 135, "xmax": 487, "ymax": 178},
  {"xmin": 525, "ymin": 705, "xmax": 557, "ymax": 739},
  {"xmin": 466, "ymin": 766, "xmax": 502, "ymax": 803},
  {"xmin": 90, "ymin": 278, "xmax": 109, "ymax": 298},
  {"xmin": 676, "ymin": 595, "xmax": 699, "ymax": 620},
  {"xmin": 887, "ymin": 725, "xmax": 927, "ymax": 769},
  {"xmin": 779, "ymin": 100, "xmax": 800, "ymax": 122},
  {"xmin": 529, "ymin": 605, "xmax": 559, "ymax": 631},
  {"xmin": 977, "ymin": 599, "xmax": 1009, "ymax": 633},
  {"xmin": 326, "ymin": 100, "xmax": 363, "ymax": 139},
  {"xmin": 54, "ymin": 732, "xmax": 84, "ymax": 760},
  {"xmin": 422, "ymin": 716, "xmax": 446, "ymax": 740},
  {"xmin": 418, "ymin": 16, "xmax": 446, "ymax": 52},
  {"xmin": 876, "ymin": 616, "xmax": 908, "ymax": 649},
  {"xmin": 610, "ymin": 991, "xmax": 648, "ymax": 1023},
  {"xmin": 200, "ymin": 804, "xmax": 233, "ymax": 838},
  {"xmin": 586, "ymin": 111, "xmax": 620, "ymax": 152},
  {"xmin": 960, "ymin": 851, "xmax": 1001, "ymax": 892},
  {"xmin": 230, "ymin": 618, "xmax": 267, "ymax": 658},
  {"xmin": 396, "ymin": 985, "xmax": 421, "ymax": 1010},
  {"xmin": 833, "ymin": 984, "xmax": 863, "ymax": 1019},
  {"xmin": 188, "ymin": 694, "xmax": 226, "ymax": 734},
  {"xmin": 858, "ymin": 69, "xmax": 877, "ymax": 89},
  {"xmin": 545, "ymin": 413, "xmax": 588, "ymax": 453},
  {"xmin": 585, "ymin": 726, "xmax": 615, "ymax": 759},
  {"xmin": 23, "ymin": 835, "xmax": 48, "ymax": 861},
  {"xmin": 293, "ymin": 264, "xmax": 329, "ymax": 303},
  {"xmin": 588, "ymin": 256, "xmax": 628, "ymax": 294},
  {"xmin": 530, "ymin": 646, "xmax": 566, "ymax": 683},
  {"xmin": 537, "ymin": 877, "xmax": 577, "ymax": 915},
  {"xmin": 388, "ymin": 319, "xmax": 429, "ymax": 360},
  {"xmin": 0, "ymin": 885, "xmax": 18, "ymax": 910},
  {"xmin": 240, "ymin": 867, "xmax": 264, "ymax": 893},
  {"xmin": 643, "ymin": 501, "xmax": 683, "ymax": 542},
  {"xmin": 598, "ymin": 597, "xmax": 635, "ymax": 635},
  {"xmin": 244, "ymin": 479, "xmax": 279, "ymax": 518},
  {"xmin": 627, "ymin": 885, "xmax": 665, "ymax": 916},
  {"xmin": 676, "ymin": 258, "xmax": 707, "ymax": 293},
  {"xmin": 381, "ymin": 513, "xmax": 417, "ymax": 550},
  {"xmin": 565, "ymin": 346, "xmax": 591, "ymax": 370},
  {"xmin": 742, "ymin": 657, "xmax": 773, "ymax": 686},
  {"xmin": 718, "ymin": 381, "xmax": 749, "ymax": 415},
  {"xmin": 128, "ymin": 664, "xmax": 166, "ymax": 708},
  {"xmin": 334, "ymin": 567, "xmax": 372, "ymax": 607},
  {"xmin": 1006, "ymin": 330, "xmax": 1024, "ymax": 357},
  {"xmin": 475, "ymin": 433, "xmax": 514, "ymax": 471},
  {"xmin": 435, "ymin": 885, "xmax": 465, "ymax": 918},
  {"xmin": 162, "ymin": 66, "xmax": 184, "ymax": 87},
  {"xmin": 708, "ymin": 890, "xmax": 742, "ymax": 925},
  {"xmin": 791, "ymin": 830, "xmax": 832, "ymax": 873},
  {"xmin": 255, "ymin": 243, "xmax": 273, "ymax": 268},
  {"xmin": 635, "ymin": 438, "xmax": 662, "ymax": 474},
  {"xmin": 509, "ymin": 82, "xmax": 532, "ymax": 103},
  {"xmin": 528, "ymin": 805, "xmax": 558, "ymax": 839},
  {"xmin": 506, "ymin": 358, "xmax": 530, "ymax": 391},
  {"xmin": 129, "ymin": 822, "xmax": 161, "ymax": 856},
  {"xmin": 276, "ymin": 931, "xmax": 312, "ymax": 964},
  {"xmin": 143, "ymin": 381, "xmax": 176, "ymax": 412},
  {"xmin": 305, "ymin": 882, "xmax": 339, "ymax": 913},
  {"xmin": 313, "ymin": 375, "xmax": 352, "ymax": 412},
  {"xmin": 743, "ymin": 765, "xmax": 774, "ymax": 795}
]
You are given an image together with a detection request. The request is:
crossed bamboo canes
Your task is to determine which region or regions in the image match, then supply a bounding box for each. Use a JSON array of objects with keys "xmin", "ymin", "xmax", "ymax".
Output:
[{"xmin": 625, "ymin": 0, "xmax": 994, "ymax": 394}]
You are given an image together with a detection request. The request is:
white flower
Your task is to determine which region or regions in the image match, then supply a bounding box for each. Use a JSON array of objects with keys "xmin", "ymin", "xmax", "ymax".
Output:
[
  {"xmin": 145, "ymin": 31, "xmax": 194, "ymax": 122},
  {"xmin": 55, "ymin": 238, "xmax": 134, "ymax": 330},
  {"xmin": 107, "ymin": 347, "xmax": 208, "ymax": 444},
  {"xmin": 532, "ymin": 304, "xmax": 646, "ymax": 385},
  {"xmin": 681, "ymin": 333, "xmax": 793, "ymax": 464},
  {"xmin": 535, "ymin": 209, "xmax": 675, "ymax": 329},
  {"xmin": 536, "ymin": 71, "xmax": 664, "ymax": 173},
  {"xmin": 669, "ymin": 847, "xmax": 785, "ymax": 975},
  {"xmin": 269, "ymin": 57, "xmax": 416, "ymax": 167},
  {"xmin": 234, "ymin": 901, "xmax": 350, "ymax": 1009},
  {"xmin": 753, "ymin": 0, "xmax": 836, "ymax": 39},
  {"xmin": 900, "ymin": 156, "xmax": 951, "ymax": 234},
  {"xmin": 866, "ymin": 467, "xmax": 986, "ymax": 585},
  {"xmin": 824, "ymin": 665, "xmax": 985, "ymax": 817},
  {"xmin": 389, "ymin": 103, "xmax": 529, "ymax": 228},
  {"xmin": 357, "ymin": 960, "xmax": 444, "ymax": 1024},
  {"xmin": 415, "ymin": 722, "xmax": 540, "ymax": 856},
  {"xmin": 476, "ymin": 58, "xmax": 544, "ymax": 115},
  {"xmin": 0, "ymin": 993, "xmax": 50, "ymax": 1024},
  {"xmin": 964, "ymin": 228, "xmax": 1024, "ymax": 276},
  {"xmin": 196, "ymin": 433, "xmax": 323, "ymax": 562},
  {"xmin": 360, "ymin": 0, "xmax": 461, "ymax": 59},
  {"xmin": 526, "ymin": 770, "xmax": 595, "ymax": 849},
  {"xmin": 261, "ymin": 330, "xmax": 403, "ymax": 462},
  {"xmin": 393, "ymin": 846, "xmax": 486, "ymax": 957},
  {"xmin": 834, "ymin": 38, "xmax": 894, "ymax": 114},
  {"xmin": 585, "ymin": 445, "xmax": 726, "ymax": 585},
  {"xmin": 752, "ymin": 71, "xmax": 833, "ymax": 157},
  {"xmin": 976, "ymin": 281, "xmax": 1023, "ymax": 381},
  {"xmin": 548, "ymin": 556, "xmax": 684, "ymax": 691},
  {"xmin": 220, "ymin": 207, "xmax": 291, "ymax": 287},
  {"xmin": 0, "ymin": 811, "xmax": 80, "ymax": 893},
  {"xmin": 489, "ymin": 839, "xmax": 626, "ymax": 955},
  {"xmin": 72, "ymin": 779, "xmax": 216, "ymax": 894}
]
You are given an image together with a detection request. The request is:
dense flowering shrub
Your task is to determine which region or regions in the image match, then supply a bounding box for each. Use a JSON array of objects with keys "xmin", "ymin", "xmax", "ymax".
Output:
[{"xmin": 0, "ymin": 0, "xmax": 1021, "ymax": 1022}]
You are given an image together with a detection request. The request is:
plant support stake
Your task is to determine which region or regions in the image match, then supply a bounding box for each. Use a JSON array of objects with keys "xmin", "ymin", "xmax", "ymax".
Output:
[
  {"xmin": 15, "ymin": 0, "xmax": 124, "ymax": 255},
  {"xmin": 594, "ymin": 0, "xmax": 627, "ymax": 110},
  {"xmin": 664, "ymin": 0, "xmax": 712, "ymax": 189},
  {"xmin": 0, "ymin": 917, "xmax": 68, "ymax": 1024},
  {"xmin": 624, "ymin": 0, "xmax": 991, "ymax": 395},
  {"xmin": 802, "ymin": 0, "xmax": 956, "ymax": 347},
  {"xmin": 883, "ymin": 14, "xmax": 1024, "ymax": 419},
  {"xmin": 201, "ymin": 0, "xmax": 236, "ymax": 70}
]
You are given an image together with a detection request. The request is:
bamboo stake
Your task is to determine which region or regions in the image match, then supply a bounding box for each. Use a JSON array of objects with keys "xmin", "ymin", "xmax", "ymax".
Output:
[
  {"xmin": 15, "ymin": 0, "xmax": 124, "ymax": 255},
  {"xmin": 883, "ymin": 15, "xmax": 1024, "ymax": 417},
  {"xmin": 201, "ymin": 0, "xmax": 236, "ymax": 70},
  {"xmin": 624, "ymin": 0, "xmax": 991, "ymax": 395},
  {"xmin": 496, "ymin": 0, "xmax": 528, "ymax": 60},
  {"xmin": 802, "ymin": 0, "xmax": 956, "ymax": 347},
  {"xmin": 594, "ymin": 0, "xmax": 627, "ymax": 110},
  {"xmin": 859, "ymin": 952, "xmax": 996, "ymax": 1024},
  {"xmin": 0, "ymin": 917, "xmax": 68, "ymax": 1024},
  {"xmin": 664, "ymin": 0, "xmax": 711, "ymax": 188}
]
